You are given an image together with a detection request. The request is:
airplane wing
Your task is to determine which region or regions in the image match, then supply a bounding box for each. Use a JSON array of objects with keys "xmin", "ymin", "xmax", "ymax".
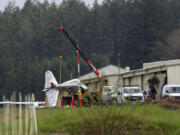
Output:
[
  {"xmin": 56, "ymin": 79, "xmax": 88, "ymax": 90},
  {"xmin": 43, "ymin": 70, "xmax": 88, "ymax": 90}
]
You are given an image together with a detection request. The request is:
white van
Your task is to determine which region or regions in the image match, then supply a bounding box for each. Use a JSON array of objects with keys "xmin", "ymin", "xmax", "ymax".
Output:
[
  {"xmin": 102, "ymin": 86, "xmax": 118, "ymax": 103},
  {"xmin": 117, "ymin": 87, "xmax": 144, "ymax": 104},
  {"xmin": 162, "ymin": 85, "xmax": 180, "ymax": 98}
]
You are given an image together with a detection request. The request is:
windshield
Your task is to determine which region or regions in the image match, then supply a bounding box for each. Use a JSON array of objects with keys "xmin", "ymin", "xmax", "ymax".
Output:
[
  {"xmin": 111, "ymin": 87, "xmax": 117, "ymax": 92},
  {"xmin": 123, "ymin": 88, "xmax": 141, "ymax": 93},
  {"xmin": 167, "ymin": 87, "xmax": 180, "ymax": 93},
  {"xmin": 103, "ymin": 87, "xmax": 117, "ymax": 92}
]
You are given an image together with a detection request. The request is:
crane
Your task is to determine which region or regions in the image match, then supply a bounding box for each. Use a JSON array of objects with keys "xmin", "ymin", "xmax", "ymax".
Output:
[{"xmin": 59, "ymin": 26, "xmax": 104, "ymax": 93}]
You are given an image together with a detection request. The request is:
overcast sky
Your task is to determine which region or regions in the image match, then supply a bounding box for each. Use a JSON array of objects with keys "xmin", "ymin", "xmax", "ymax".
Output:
[{"xmin": 0, "ymin": 0, "xmax": 103, "ymax": 11}]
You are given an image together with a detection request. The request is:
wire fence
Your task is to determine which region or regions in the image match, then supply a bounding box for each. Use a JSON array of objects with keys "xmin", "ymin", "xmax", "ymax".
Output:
[{"xmin": 0, "ymin": 92, "xmax": 38, "ymax": 135}]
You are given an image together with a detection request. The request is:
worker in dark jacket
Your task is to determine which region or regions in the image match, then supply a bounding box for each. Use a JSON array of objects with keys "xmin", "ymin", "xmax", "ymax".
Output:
[{"xmin": 107, "ymin": 88, "xmax": 112, "ymax": 106}]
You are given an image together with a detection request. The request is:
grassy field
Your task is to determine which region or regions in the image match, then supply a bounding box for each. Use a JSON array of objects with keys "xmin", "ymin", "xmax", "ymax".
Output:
[
  {"xmin": 37, "ymin": 104, "xmax": 180, "ymax": 135},
  {"xmin": 0, "ymin": 104, "xmax": 179, "ymax": 135}
]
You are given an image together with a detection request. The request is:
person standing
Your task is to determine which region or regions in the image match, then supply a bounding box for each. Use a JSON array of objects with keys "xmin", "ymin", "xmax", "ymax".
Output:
[
  {"xmin": 106, "ymin": 88, "xmax": 112, "ymax": 106},
  {"xmin": 78, "ymin": 89, "xmax": 83, "ymax": 107}
]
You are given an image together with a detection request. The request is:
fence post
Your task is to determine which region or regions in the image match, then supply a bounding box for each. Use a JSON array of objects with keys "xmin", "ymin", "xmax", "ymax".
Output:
[
  {"xmin": 3, "ymin": 95, "xmax": 9, "ymax": 135},
  {"xmin": 0, "ymin": 93, "xmax": 38, "ymax": 135},
  {"xmin": 32, "ymin": 94, "xmax": 38, "ymax": 135},
  {"xmin": 11, "ymin": 95, "xmax": 15, "ymax": 135},
  {"xmin": 25, "ymin": 95, "xmax": 29, "ymax": 135},
  {"xmin": 13, "ymin": 92, "xmax": 17, "ymax": 135},
  {"xmin": 19, "ymin": 93, "xmax": 22, "ymax": 135}
]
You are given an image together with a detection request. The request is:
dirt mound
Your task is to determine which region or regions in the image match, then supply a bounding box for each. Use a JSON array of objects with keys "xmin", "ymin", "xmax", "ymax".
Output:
[{"xmin": 148, "ymin": 96, "xmax": 180, "ymax": 109}]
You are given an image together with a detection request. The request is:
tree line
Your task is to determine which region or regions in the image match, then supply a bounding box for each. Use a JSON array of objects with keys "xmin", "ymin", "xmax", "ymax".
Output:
[{"xmin": 1, "ymin": 0, "xmax": 180, "ymax": 99}]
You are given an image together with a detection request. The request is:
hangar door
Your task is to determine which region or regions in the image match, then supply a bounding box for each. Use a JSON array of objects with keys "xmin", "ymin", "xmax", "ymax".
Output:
[{"xmin": 167, "ymin": 65, "xmax": 180, "ymax": 84}]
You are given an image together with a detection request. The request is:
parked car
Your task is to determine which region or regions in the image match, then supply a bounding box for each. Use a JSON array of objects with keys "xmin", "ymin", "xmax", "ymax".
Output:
[
  {"xmin": 117, "ymin": 87, "xmax": 144, "ymax": 104},
  {"xmin": 162, "ymin": 85, "xmax": 180, "ymax": 98}
]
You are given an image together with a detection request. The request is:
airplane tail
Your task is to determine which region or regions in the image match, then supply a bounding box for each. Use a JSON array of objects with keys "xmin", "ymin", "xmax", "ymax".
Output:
[
  {"xmin": 44, "ymin": 71, "xmax": 59, "ymax": 107},
  {"xmin": 44, "ymin": 71, "xmax": 58, "ymax": 89},
  {"xmin": 45, "ymin": 89, "xmax": 59, "ymax": 107}
]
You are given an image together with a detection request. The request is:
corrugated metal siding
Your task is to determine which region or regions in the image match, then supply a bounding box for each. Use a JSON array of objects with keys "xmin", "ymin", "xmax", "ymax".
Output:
[
  {"xmin": 107, "ymin": 76, "xmax": 118, "ymax": 86},
  {"xmin": 119, "ymin": 78, "xmax": 123, "ymax": 87},
  {"xmin": 167, "ymin": 65, "xmax": 180, "ymax": 84},
  {"xmin": 124, "ymin": 78, "xmax": 129, "ymax": 86},
  {"xmin": 130, "ymin": 76, "xmax": 141, "ymax": 87},
  {"xmin": 143, "ymin": 74, "xmax": 154, "ymax": 90}
]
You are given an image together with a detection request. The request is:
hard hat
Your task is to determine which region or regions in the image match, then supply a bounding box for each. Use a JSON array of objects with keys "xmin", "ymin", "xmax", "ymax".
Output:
[
  {"xmin": 108, "ymin": 83, "xmax": 112, "ymax": 86},
  {"xmin": 65, "ymin": 105, "xmax": 70, "ymax": 109},
  {"xmin": 78, "ymin": 89, "xmax": 81, "ymax": 93}
]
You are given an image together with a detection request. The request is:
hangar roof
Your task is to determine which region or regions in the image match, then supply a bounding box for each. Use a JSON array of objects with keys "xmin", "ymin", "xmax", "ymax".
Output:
[
  {"xmin": 80, "ymin": 65, "xmax": 128, "ymax": 81},
  {"xmin": 143, "ymin": 59, "xmax": 180, "ymax": 69},
  {"xmin": 121, "ymin": 59, "xmax": 180, "ymax": 78}
]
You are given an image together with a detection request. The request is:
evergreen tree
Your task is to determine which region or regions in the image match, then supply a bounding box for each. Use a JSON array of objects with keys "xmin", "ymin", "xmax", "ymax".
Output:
[{"xmin": 0, "ymin": 0, "xmax": 180, "ymax": 99}]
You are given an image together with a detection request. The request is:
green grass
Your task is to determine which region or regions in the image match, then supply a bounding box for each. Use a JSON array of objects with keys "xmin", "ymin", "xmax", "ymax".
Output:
[
  {"xmin": 0, "ymin": 105, "xmax": 179, "ymax": 134},
  {"xmin": 37, "ymin": 104, "xmax": 180, "ymax": 135}
]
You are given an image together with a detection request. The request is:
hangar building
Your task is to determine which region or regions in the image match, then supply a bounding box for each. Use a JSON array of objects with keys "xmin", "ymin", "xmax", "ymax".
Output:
[
  {"xmin": 79, "ymin": 65, "xmax": 129, "ymax": 91},
  {"xmin": 80, "ymin": 59, "xmax": 180, "ymax": 97}
]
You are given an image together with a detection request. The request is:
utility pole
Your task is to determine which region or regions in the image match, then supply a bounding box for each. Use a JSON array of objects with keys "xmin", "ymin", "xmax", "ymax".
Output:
[
  {"xmin": 58, "ymin": 56, "xmax": 63, "ymax": 108},
  {"xmin": 76, "ymin": 49, "xmax": 80, "ymax": 78},
  {"xmin": 59, "ymin": 56, "xmax": 63, "ymax": 84},
  {"xmin": 117, "ymin": 53, "xmax": 121, "ymax": 87}
]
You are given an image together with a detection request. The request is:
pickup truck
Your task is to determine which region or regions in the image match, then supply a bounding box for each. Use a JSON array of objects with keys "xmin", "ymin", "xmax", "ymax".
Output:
[
  {"xmin": 162, "ymin": 84, "xmax": 180, "ymax": 99},
  {"xmin": 117, "ymin": 87, "xmax": 144, "ymax": 104}
]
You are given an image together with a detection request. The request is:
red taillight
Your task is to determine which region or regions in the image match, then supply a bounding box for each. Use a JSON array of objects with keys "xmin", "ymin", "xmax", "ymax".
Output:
[{"xmin": 60, "ymin": 26, "xmax": 63, "ymax": 31}]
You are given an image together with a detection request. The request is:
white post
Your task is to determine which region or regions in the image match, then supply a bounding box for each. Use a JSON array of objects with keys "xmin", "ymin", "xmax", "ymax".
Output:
[
  {"xmin": 29, "ymin": 95, "xmax": 34, "ymax": 135},
  {"xmin": 13, "ymin": 92, "xmax": 17, "ymax": 135},
  {"xmin": 0, "ymin": 93, "xmax": 38, "ymax": 135},
  {"xmin": 3, "ymin": 96, "xmax": 5, "ymax": 135},
  {"xmin": 25, "ymin": 95, "xmax": 29, "ymax": 135},
  {"xmin": 3, "ymin": 95, "xmax": 9, "ymax": 135},
  {"xmin": 19, "ymin": 93, "xmax": 22, "ymax": 135},
  {"xmin": 11, "ymin": 95, "xmax": 15, "ymax": 135},
  {"xmin": 32, "ymin": 94, "xmax": 38, "ymax": 135}
]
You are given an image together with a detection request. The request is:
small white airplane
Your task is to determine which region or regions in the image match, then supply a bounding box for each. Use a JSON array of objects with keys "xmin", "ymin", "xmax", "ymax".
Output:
[{"xmin": 43, "ymin": 71, "xmax": 88, "ymax": 107}]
